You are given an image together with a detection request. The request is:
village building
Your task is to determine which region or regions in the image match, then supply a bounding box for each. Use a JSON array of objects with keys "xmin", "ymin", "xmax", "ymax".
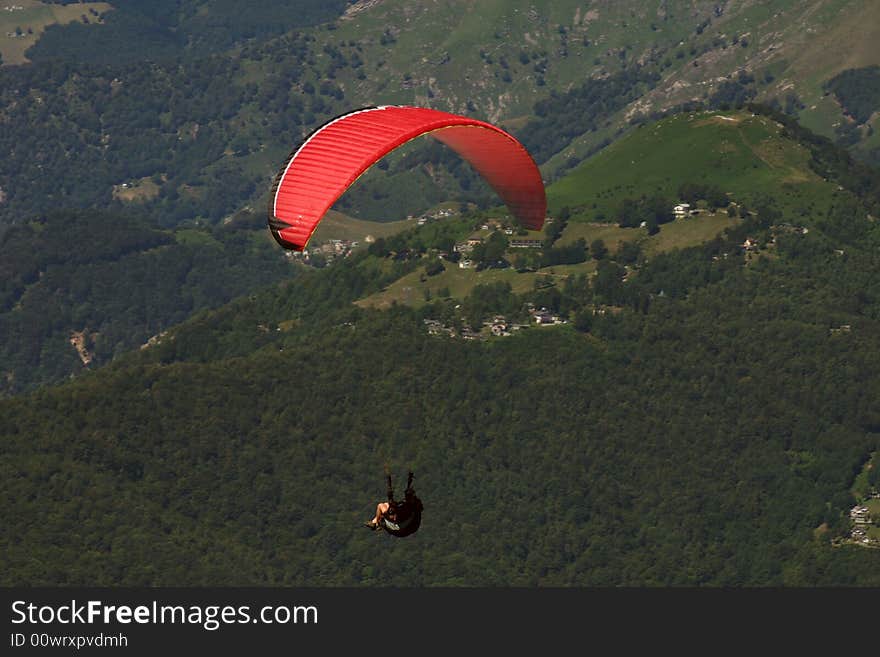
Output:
[
  {"xmin": 847, "ymin": 502, "xmax": 878, "ymax": 546},
  {"xmin": 534, "ymin": 311, "xmax": 554, "ymax": 325},
  {"xmin": 460, "ymin": 327, "xmax": 482, "ymax": 340},
  {"xmin": 509, "ymin": 238, "xmax": 543, "ymax": 248},
  {"xmin": 485, "ymin": 315, "xmax": 510, "ymax": 336},
  {"xmin": 429, "ymin": 208, "xmax": 455, "ymax": 219},
  {"xmin": 531, "ymin": 306, "xmax": 564, "ymax": 325},
  {"xmin": 423, "ymin": 319, "xmax": 443, "ymax": 336},
  {"xmin": 850, "ymin": 506, "xmax": 870, "ymax": 524}
]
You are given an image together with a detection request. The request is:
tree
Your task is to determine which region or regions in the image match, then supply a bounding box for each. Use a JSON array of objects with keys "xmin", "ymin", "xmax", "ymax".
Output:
[
  {"xmin": 616, "ymin": 241, "xmax": 642, "ymax": 265},
  {"xmin": 617, "ymin": 195, "xmax": 673, "ymax": 228},
  {"xmin": 573, "ymin": 309, "xmax": 593, "ymax": 332},
  {"xmin": 678, "ymin": 183, "xmax": 727, "ymax": 209},
  {"xmin": 435, "ymin": 236, "xmax": 455, "ymax": 254},
  {"xmin": 593, "ymin": 260, "xmax": 626, "ymax": 304},
  {"xmin": 590, "ymin": 239, "xmax": 608, "ymax": 261},
  {"xmin": 617, "ymin": 198, "xmax": 641, "ymax": 228},
  {"xmin": 541, "ymin": 239, "xmax": 587, "ymax": 267},
  {"xmin": 544, "ymin": 217, "xmax": 566, "ymax": 246},
  {"xmin": 476, "ymin": 231, "xmax": 508, "ymax": 266},
  {"xmin": 424, "ymin": 259, "xmax": 445, "ymax": 277},
  {"xmin": 368, "ymin": 238, "xmax": 388, "ymax": 257}
]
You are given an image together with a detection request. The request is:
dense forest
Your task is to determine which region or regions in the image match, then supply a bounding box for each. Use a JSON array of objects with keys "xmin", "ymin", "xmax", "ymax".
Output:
[
  {"xmin": 0, "ymin": 29, "xmax": 512, "ymax": 225},
  {"xmin": 748, "ymin": 103, "xmax": 880, "ymax": 215},
  {"xmin": 32, "ymin": 1, "xmax": 351, "ymax": 63},
  {"xmin": 0, "ymin": 34, "xmax": 675, "ymax": 228},
  {"xmin": 0, "ymin": 43, "xmax": 348, "ymax": 224},
  {"xmin": 824, "ymin": 66, "xmax": 880, "ymax": 126},
  {"xmin": 3, "ymin": 1, "xmax": 880, "ymax": 589},
  {"xmin": 0, "ymin": 209, "xmax": 292, "ymax": 395},
  {"xmin": 516, "ymin": 67, "xmax": 662, "ymax": 166},
  {"xmin": 3, "ymin": 175, "xmax": 880, "ymax": 585}
]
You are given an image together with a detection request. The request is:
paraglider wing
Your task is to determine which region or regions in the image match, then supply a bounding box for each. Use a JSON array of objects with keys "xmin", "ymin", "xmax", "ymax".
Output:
[{"xmin": 269, "ymin": 105, "xmax": 546, "ymax": 251}]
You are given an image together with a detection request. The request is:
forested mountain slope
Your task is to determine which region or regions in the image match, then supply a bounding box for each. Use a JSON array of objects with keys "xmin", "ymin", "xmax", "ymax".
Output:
[
  {"xmin": 2, "ymin": 1, "xmax": 880, "ymax": 588},
  {"xmin": 6, "ymin": 106, "xmax": 874, "ymax": 395},
  {"xmin": 0, "ymin": 210, "xmax": 291, "ymax": 395},
  {"xmin": 1, "ymin": 0, "xmax": 877, "ymax": 226},
  {"xmin": 3, "ymin": 112, "xmax": 880, "ymax": 585}
]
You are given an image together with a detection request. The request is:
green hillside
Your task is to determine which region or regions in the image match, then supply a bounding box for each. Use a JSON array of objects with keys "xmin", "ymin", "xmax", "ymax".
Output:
[
  {"xmin": 0, "ymin": 210, "xmax": 292, "ymax": 395},
  {"xmin": 548, "ymin": 109, "xmax": 840, "ymax": 221},
  {"xmin": 1, "ymin": 1, "xmax": 877, "ymax": 229},
  {"xmin": 4, "ymin": 106, "xmax": 871, "ymax": 394},
  {"xmin": 3, "ymin": 131, "xmax": 880, "ymax": 585},
  {"xmin": 310, "ymin": 209, "xmax": 414, "ymax": 244},
  {"xmin": 4, "ymin": 2, "xmax": 880, "ymax": 590},
  {"xmin": 4, "ymin": 184, "xmax": 880, "ymax": 585},
  {"xmin": 328, "ymin": 0, "xmax": 880, "ymax": 135},
  {"xmin": 537, "ymin": 0, "xmax": 880, "ymax": 175},
  {"xmin": 0, "ymin": 1, "xmax": 112, "ymax": 66},
  {"xmin": 358, "ymin": 108, "xmax": 861, "ymax": 308},
  {"xmin": 20, "ymin": 1, "xmax": 349, "ymax": 64}
]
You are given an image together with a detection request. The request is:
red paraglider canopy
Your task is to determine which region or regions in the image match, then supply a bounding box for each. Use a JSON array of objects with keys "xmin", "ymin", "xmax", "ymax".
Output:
[{"xmin": 268, "ymin": 105, "xmax": 546, "ymax": 251}]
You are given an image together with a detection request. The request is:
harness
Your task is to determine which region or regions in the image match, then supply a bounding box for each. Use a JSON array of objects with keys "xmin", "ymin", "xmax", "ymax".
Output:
[
  {"xmin": 381, "ymin": 471, "xmax": 423, "ymax": 537},
  {"xmin": 381, "ymin": 499, "xmax": 422, "ymax": 536}
]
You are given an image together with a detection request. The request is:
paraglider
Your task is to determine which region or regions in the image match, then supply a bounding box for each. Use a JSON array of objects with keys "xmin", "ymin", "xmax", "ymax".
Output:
[
  {"xmin": 364, "ymin": 471, "xmax": 423, "ymax": 538},
  {"xmin": 268, "ymin": 105, "xmax": 546, "ymax": 251}
]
